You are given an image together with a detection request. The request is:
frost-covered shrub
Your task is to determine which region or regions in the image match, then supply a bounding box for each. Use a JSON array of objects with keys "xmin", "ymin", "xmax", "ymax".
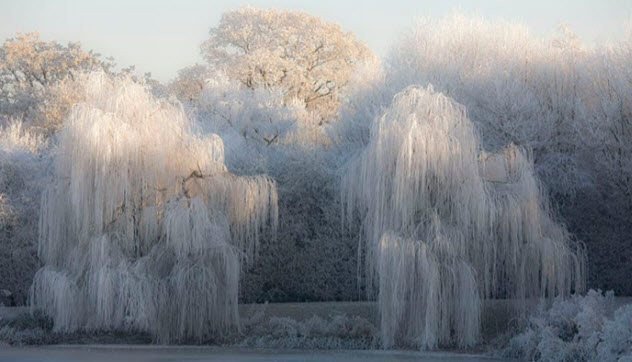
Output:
[
  {"xmin": 504, "ymin": 290, "xmax": 632, "ymax": 361},
  {"xmin": 30, "ymin": 73, "xmax": 278, "ymax": 343},
  {"xmin": 240, "ymin": 314, "xmax": 378, "ymax": 349},
  {"xmin": 0, "ymin": 309, "xmax": 153, "ymax": 346},
  {"xmin": 597, "ymin": 304, "xmax": 632, "ymax": 361},
  {"xmin": 342, "ymin": 86, "xmax": 584, "ymax": 350},
  {"xmin": 0, "ymin": 310, "xmax": 52, "ymax": 345}
]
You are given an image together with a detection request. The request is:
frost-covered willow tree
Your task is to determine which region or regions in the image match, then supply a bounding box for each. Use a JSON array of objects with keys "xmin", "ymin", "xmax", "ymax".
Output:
[
  {"xmin": 31, "ymin": 73, "xmax": 278, "ymax": 343},
  {"xmin": 342, "ymin": 86, "xmax": 585, "ymax": 350}
]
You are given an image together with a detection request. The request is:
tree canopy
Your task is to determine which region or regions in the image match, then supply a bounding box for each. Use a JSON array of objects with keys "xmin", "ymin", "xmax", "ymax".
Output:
[
  {"xmin": 201, "ymin": 7, "xmax": 374, "ymax": 120},
  {"xmin": 0, "ymin": 32, "xmax": 112, "ymax": 130}
]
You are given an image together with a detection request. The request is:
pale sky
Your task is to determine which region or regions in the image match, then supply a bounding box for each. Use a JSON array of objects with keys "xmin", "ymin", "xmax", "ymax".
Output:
[{"xmin": 1, "ymin": 0, "xmax": 630, "ymax": 82}]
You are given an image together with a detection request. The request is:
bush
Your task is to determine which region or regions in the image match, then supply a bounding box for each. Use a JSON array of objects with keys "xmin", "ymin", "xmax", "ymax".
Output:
[
  {"xmin": 240, "ymin": 314, "xmax": 378, "ymax": 349},
  {"xmin": 503, "ymin": 290, "xmax": 632, "ymax": 361}
]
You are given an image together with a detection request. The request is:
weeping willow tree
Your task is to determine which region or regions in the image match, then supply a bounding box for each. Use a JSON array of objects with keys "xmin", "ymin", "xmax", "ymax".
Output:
[
  {"xmin": 31, "ymin": 73, "xmax": 278, "ymax": 343},
  {"xmin": 342, "ymin": 86, "xmax": 585, "ymax": 350}
]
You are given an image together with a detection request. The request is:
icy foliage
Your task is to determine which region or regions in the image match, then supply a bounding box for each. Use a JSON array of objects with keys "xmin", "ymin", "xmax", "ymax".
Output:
[
  {"xmin": 198, "ymin": 73, "xmax": 300, "ymax": 148},
  {"xmin": 324, "ymin": 10, "xmax": 632, "ymax": 304},
  {"xmin": 200, "ymin": 72, "xmax": 332, "ymax": 150},
  {"xmin": 168, "ymin": 64, "xmax": 211, "ymax": 104},
  {"xmin": 0, "ymin": 121, "xmax": 47, "ymax": 153},
  {"xmin": 0, "ymin": 309, "xmax": 52, "ymax": 345},
  {"xmin": 382, "ymin": 15, "xmax": 632, "ymax": 226},
  {"xmin": 504, "ymin": 290, "xmax": 632, "ymax": 361},
  {"xmin": 0, "ymin": 120, "xmax": 49, "ymax": 305},
  {"xmin": 380, "ymin": 13, "xmax": 632, "ymax": 296},
  {"xmin": 240, "ymin": 314, "xmax": 377, "ymax": 350},
  {"xmin": 0, "ymin": 33, "xmax": 112, "ymax": 133},
  {"xmin": 31, "ymin": 73, "xmax": 278, "ymax": 343},
  {"xmin": 598, "ymin": 304, "xmax": 632, "ymax": 361},
  {"xmin": 342, "ymin": 86, "xmax": 585, "ymax": 349},
  {"xmin": 334, "ymin": 58, "xmax": 387, "ymax": 147},
  {"xmin": 201, "ymin": 7, "xmax": 374, "ymax": 120},
  {"xmin": 377, "ymin": 231, "xmax": 481, "ymax": 349},
  {"xmin": 387, "ymin": 15, "xmax": 585, "ymax": 190}
]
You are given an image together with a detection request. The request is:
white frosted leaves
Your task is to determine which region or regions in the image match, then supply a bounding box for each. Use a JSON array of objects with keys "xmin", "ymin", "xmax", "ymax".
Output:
[
  {"xmin": 343, "ymin": 85, "xmax": 584, "ymax": 349},
  {"xmin": 32, "ymin": 73, "xmax": 277, "ymax": 343}
]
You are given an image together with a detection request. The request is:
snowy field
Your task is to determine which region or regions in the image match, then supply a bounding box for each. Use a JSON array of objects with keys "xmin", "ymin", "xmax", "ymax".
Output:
[{"xmin": 0, "ymin": 345, "xmax": 499, "ymax": 362}]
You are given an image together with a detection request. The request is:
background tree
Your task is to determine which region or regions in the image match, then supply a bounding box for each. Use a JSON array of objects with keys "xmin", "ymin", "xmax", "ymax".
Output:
[
  {"xmin": 168, "ymin": 63, "xmax": 210, "ymax": 103},
  {"xmin": 201, "ymin": 7, "xmax": 374, "ymax": 120},
  {"xmin": 0, "ymin": 32, "xmax": 112, "ymax": 132}
]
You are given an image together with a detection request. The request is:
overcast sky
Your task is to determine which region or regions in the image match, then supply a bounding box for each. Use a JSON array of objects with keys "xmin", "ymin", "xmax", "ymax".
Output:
[{"xmin": 1, "ymin": 0, "xmax": 630, "ymax": 82}]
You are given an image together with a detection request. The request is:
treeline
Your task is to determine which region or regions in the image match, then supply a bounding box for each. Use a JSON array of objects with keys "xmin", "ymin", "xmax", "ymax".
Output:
[{"xmin": 0, "ymin": 9, "xmax": 630, "ymax": 309}]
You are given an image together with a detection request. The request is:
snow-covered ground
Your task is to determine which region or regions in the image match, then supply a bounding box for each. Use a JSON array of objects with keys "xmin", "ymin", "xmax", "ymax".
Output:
[{"xmin": 0, "ymin": 345, "xmax": 499, "ymax": 362}]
